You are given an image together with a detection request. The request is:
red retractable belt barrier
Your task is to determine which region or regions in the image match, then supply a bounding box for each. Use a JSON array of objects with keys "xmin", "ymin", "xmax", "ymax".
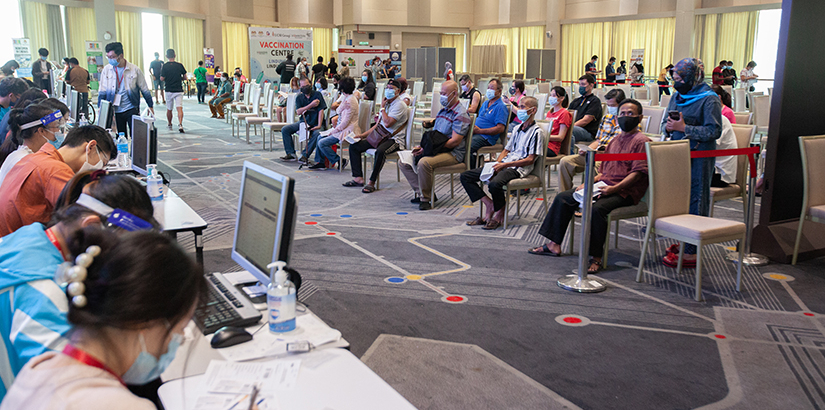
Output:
[{"xmin": 593, "ymin": 146, "xmax": 760, "ymax": 177}]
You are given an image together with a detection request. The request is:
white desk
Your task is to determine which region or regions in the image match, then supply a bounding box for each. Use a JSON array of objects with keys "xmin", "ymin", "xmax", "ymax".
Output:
[
  {"xmin": 154, "ymin": 188, "xmax": 208, "ymax": 265},
  {"xmin": 159, "ymin": 348, "xmax": 416, "ymax": 410}
]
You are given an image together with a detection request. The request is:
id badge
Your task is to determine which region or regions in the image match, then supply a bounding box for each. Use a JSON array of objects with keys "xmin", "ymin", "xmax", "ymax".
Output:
[{"xmin": 113, "ymin": 93, "xmax": 121, "ymax": 107}]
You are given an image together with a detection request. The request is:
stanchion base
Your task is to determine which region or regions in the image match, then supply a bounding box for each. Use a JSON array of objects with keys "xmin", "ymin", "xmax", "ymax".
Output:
[
  {"xmin": 557, "ymin": 275, "xmax": 607, "ymax": 293},
  {"xmin": 726, "ymin": 252, "xmax": 770, "ymax": 266}
]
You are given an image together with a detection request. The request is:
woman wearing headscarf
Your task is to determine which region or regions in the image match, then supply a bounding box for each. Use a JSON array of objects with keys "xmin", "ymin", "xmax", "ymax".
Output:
[
  {"xmin": 660, "ymin": 57, "xmax": 722, "ymax": 268},
  {"xmin": 444, "ymin": 62, "xmax": 453, "ymax": 81}
]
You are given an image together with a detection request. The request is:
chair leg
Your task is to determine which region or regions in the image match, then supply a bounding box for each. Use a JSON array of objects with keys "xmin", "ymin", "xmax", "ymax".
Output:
[
  {"xmin": 246, "ymin": 123, "xmax": 250, "ymax": 144},
  {"xmin": 709, "ymin": 201, "xmax": 715, "ymax": 217},
  {"xmin": 694, "ymin": 244, "xmax": 704, "ymax": 302},
  {"xmin": 541, "ymin": 185, "xmax": 548, "ymax": 214},
  {"xmin": 568, "ymin": 219, "xmax": 575, "ymax": 255},
  {"xmin": 503, "ymin": 194, "xmax": 509, "ymax": 230},
  {"xmin": 430, "ymin": 174, "xmax": 436, "ymax": 208},
  {"xmin": 397, "ymin": 163, "xmax": 401, "ymax": 182},
  {"xmin": 603, "ymin": 216, "xmax": 611, "ymax": 269},
  {"xmin": 636, "ymin": 226, "xmax": 653, "ymax": 282},
  {"xmin": 516, "ymin": 190, "xmax": 521, "ymax": 216},
  {"xmin": 792, "ymin": 217, "xmax": 806, "ymax": 265},
  {"xmin": 614, "ymin": 220, "xmax": 620, "ymax": 248},
  {"xmin": 736, "ymin": 234, "xmax": 745, "ymax": 291},
  {"xmin": 677, "ymin": 242, "xmax": 685, "ymax": 275},
  {"xmin": 450, "ymin": 175, "xmax": 454, "ymax": 198}
]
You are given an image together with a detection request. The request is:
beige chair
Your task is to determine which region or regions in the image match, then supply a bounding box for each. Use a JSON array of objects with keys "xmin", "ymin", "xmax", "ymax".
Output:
[
  {"xmin": 792, "ymin": 135, "xmax": 825, "ymax": 265},
  {"xmin": 659, "ymin": 94, "xmax": 671, "ymax": 109},
  {"xmin": 643, "ymin": 106, "xmax": 665, "ymax": 134},
  {"xmin": 364, "ymin": 105, "xmax": 416, "ymax": 188},
  {"xmin": 732, "ymin": 88, "xmax": 746, "ymax": 112},
  {"xmin": 474, "ymin": 101, "xmax": 513, "ymax": 166},
  {"xmin": 547, "ymin": 110, "xmax": 574, "ymax": 191},
  {"xmin": 245, "ymin": 85, "xmax": 277, "ymax": 146},
  {"xmin": 497, "ymin": 122, "xmax": 550, "ymax": 229},
  {"xmin": 225, "ymin": 81, "xmax": 243, "ymax": 124},
  {"xmin": 429, "ymin": 115, "xmax": 477, "ymax": 208},
  {"xmin": 733, "ymin": 111, "xmax": 753, "ymax": 125},
  {"xmin": 709, "ymin": 124, "xmax": 755, "ymax": 217},
  {"xmin": 632, "ymin": 85, "xmax": 649, "ymax": 100},
  {"xmin": 752, "ymin": 94, "xmax": 770, "ymax": 135},
  {"xmin": 537, "ymin": 82, "xmax": 550, "ymax": 94},
  {"xmin": 333, "ymin": 100, "xmax": 373, "ymax": 172},
  {"xmin": 232, "ymin": 86, "xmax": 262, "ymax": 140},
  {"xmin": 262, "ymin": 93, "xmax": 297, "ymax": 152},
  {"xmin": 636, "ymin": 140, "xmax": 745, "ymax": 301},
  {"xmin": 229, "ymin": 83, "xmax": 252, "ymax": 131}
]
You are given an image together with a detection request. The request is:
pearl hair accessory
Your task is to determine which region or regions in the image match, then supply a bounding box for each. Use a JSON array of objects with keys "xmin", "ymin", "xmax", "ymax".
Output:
[{"xmin": 57, "ymin": 245, "xmax": 101, "ymax": 308}]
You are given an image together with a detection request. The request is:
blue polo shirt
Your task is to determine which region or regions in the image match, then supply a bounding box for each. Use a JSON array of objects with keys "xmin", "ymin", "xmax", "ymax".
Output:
[{"xmin": 474, "ymin": 97, "xmax": 509, "ymax": 144}]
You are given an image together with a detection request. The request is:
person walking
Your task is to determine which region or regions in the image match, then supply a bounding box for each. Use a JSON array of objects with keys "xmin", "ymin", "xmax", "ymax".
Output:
[
  {"xmin": 160, "ymin": 49, "xmax": 187, "ymax": 133},
  {"xmin": 194, "ymin": 61, "xmax": 208, "ymax": 104}
]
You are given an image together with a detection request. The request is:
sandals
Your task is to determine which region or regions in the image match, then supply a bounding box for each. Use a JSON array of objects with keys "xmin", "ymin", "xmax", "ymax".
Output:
[
  {"xmin": 466, "ymin": 217, "xmax": 486, "ymax": 226},
  {"xmin": 362, "ymin": 185, "xmax": 376, "ymax": 193},
  {"xmin": 343, "ymin": 180, "xmax": 364, "ymax": 187},
  {"xmin": 587, "ymin": 258, "xmax": 603, "ymax": 274},
  {"xmin": 482, "ymin": 220, "xmax": 502, "ymax": 230},
  {"xmin": 528, "ymin": 244, "xmax": 561, "ymax": 257}
]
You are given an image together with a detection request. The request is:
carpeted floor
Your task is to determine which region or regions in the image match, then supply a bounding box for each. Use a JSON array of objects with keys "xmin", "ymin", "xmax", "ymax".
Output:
[{"xmin": 158, "ymin": 98, "xmax": 825, "ymax": 409}]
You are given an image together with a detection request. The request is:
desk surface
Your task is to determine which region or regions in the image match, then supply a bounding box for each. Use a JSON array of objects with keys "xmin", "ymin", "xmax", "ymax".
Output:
[
  {"xmin": 154, "ymin": 188, "xmax": 208, "ymax": 232},
  {"xmin": 159, "ymin": 348, "xmax": 416, "ymax": 410}
]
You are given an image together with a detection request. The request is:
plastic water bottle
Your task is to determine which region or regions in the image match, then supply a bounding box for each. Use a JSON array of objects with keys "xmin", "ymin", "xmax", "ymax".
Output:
[
  {"xmin": 146, "ymin": 164, "xmax": 164, "ymax": 201},
  {"xmin": 78, "ymin": 113, "xmax": 88, "ymax": 126},
  {"xmin": 116, "ymin": 132, "xmax": 130, "ymax": 168},
  {"xmin": 266, "ymin": 261, "xmax": 296, "ymax": 333}
]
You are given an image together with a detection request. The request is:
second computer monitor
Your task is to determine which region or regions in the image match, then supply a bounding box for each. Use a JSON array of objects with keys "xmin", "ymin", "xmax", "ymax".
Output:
[
  {"xmin": 130, "ymin": 115, "xmax": 157, "ymax": 175},
  {"xmin": 97, "ymin": 100, "xmax": 113, "ymax": 129},
  {"xmin": 231, "ymin": 161, "xmax": 297, "ymax": 285}
]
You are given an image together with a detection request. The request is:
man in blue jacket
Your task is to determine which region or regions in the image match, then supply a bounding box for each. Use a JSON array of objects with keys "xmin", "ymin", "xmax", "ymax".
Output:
[{"xmin": 660, "ymin": 57, "xmax": 722, "ymax": 268}]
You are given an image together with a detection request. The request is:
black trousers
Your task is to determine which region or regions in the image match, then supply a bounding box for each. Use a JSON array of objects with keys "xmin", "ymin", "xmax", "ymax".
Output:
[
  {"xmin": 114, "ymin": 107, "xmax": 140, "ymax": 138},
  {"xmin": 460, "ymin": 167, "xmax": 521, "ymax": 212},
  {"xmin": 711, "ymin": 172, "xmax": 730, "ymax": 188},
  {"xmin": 658, "ymin": 81, "xmax": 671, "ymax": 96},
  {"xmin": 538, "ymin": 188, "xmax": 634, "ymax": 258},
  {"xmin": 196, "ymin": 82, "xmax": 208, "ymax": 102},
  {"xmin": 349, "ymin": 139, "xmax": 400, "ymax": 182}
]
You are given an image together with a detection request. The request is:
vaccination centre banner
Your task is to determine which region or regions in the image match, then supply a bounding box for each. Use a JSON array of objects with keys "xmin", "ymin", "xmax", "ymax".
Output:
[
  {"xmin": 338, "ymin": 45, "xmax": 390, "ymax": 74},
  {"xmin": 204, "ymin": 48, "xmax": 215, "ymax": 82},
  {"xmin": 85, "ymin": 41, "xmax": 103, "ymax": 91},
  {"xmin": 12, "ymin": 38, "xmax": 32, "ymax": 79},
  {"xmin": 249, "ymin": 28, "xmax": 312, "ymax": 84}
]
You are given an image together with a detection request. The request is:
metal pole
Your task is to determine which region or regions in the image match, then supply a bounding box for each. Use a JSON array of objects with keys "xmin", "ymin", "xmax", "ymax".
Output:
[
  {"xmin": 727, "ymin": 151, "xmax": 769, "ymax": 266},
  {"xmin": 558, "ymin": 148, "xmax": 607, "ymax": 293}
]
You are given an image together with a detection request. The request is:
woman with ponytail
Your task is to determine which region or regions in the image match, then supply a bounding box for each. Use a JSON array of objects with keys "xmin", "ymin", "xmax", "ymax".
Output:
[{"xmin": 0, "ymin": 100, "xmax": 68, "ymax": 185}]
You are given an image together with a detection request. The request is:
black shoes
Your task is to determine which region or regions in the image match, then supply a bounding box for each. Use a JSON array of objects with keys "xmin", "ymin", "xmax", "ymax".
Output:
[
  {"xmin": 280, "ymin": 154, "xmax": 296, "ymax": 161},
  {"xmin": 419, "ymin": 202, "xmax": 432, "ymax": 210},
  {"xmin": 411, "ymin": 193, "xmax": 436, "ymax": 204},
  {"xmin": 309, "ymin": 162, "xmax": 326, "ymax": 169}
]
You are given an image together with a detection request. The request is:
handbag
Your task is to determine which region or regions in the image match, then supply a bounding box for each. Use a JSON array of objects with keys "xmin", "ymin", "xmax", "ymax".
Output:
[
  {"xmin": 414, "ymin": 130, "xmax": 451, "ymax": 165},
  {"xmin": 365, "ymin": 107, "xmax": 409, "ymax": 148}
]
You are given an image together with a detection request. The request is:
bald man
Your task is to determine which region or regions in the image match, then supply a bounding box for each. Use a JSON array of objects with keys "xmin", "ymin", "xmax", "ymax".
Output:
[{"xmin": 399, "ymin": 80, "xmax": 472, "ymax": 210}]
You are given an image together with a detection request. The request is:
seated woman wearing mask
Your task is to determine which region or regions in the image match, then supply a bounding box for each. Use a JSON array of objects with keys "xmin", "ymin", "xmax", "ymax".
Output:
[
  {"xmin": 0, "ymin": 125, "xmax": 116, "ymax": 236},
  {"xmin": 0, "ymin": 228, "xmax": 206, "ymax": 410},
  {"xmin": 0, "ymin": 101, "xmax": 67, "ymax": 186},
  {"xmin": 0, "ymin": 171, "xmax": 158, "ymax": 402}
]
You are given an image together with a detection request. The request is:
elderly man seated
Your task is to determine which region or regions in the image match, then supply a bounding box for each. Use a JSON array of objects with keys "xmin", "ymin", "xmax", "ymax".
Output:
[
  {"xmin": 528, "ymin": 99, "xmax": 650, "ymax": 274},
  {"xmin": 399, "ymin": 80, "xmax": 471, "ymax": 210},
  {"xmin": 469, "ymin": 78, "xmax": 509, "ymax": 167}
]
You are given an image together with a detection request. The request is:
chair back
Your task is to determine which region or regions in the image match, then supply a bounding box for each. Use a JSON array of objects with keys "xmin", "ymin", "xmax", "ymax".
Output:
[
  {"xmin": 529, "ymin": 123, "xmax": 550, "ymax": 180},
  {"xmin": 525, "ymin": 84, "xmax": 538, "ymax": 96},
  {"xmin": 733, "ymin": 111, "xmax": 753, "ymax": 125},
  {"xmin": 477, "ymin": 79, "xmax": 490, "ymax": 94},
  {"xmin": 430, "ymin": 86, "xmax": 443, "ymax": 116},
  {"xmin": 799, "ymin": 135, "xmax": 825, "ymax": 209},
  {"xmin": 730, "ymin": 124, "xmax": 755, "ymax": 189},
  {"xmin": 358, "ymin": 100, "xmax": 373, "ymax": 134},
  {"xmin": 461, "ymin": 115, "xmax": 477, "ymax": 168},
  {"xmin": 659, "ymin": 93, "xmax": 671, "ymax": 108},
  {"xmin": 721, "ymin": 85, "xmax": 733, "ymax": 98},
  {"xmin": 633, "ymin": 86, "xmax": 649, "ymax": 100},
  {"xmin": 643, "ymin": 106, "xmax": 665, "ymax": 133},
  {"xmin": 403, "ymin": 106, "xmax": 415, "ymax": 149},
  {"xmin": 646, "ymin": 140, "xmax": 691, "ymax": 221},
  {"xmin": 233, "ymin": 81, "xmax": 242, "ymax": 101},
  {"xmin": 279, "ymin": 83, "xmax": 290, "ymax": 93},
  {"xmin": 752, "ymin": 95, "xmax": 770, "ymax": 128},
  {"xmin": 263, "ymin": 85, "xmax": 277, "ymax": 119},
  {"xmin": 558, "ymin": 109, "xmax": 575, "ymax": 156},
  {"xmin": 261, "ymin": 84, "xmax": 270, "ymax": 105},
  {"xmin": 535, "ymin": 93, "xmax": 548, "ymax": 119},
  {"xmin": 732, "ymin": 88, "xmax": 746, "ymax": 112},
  {"xmin": 242, "ymin": 83, "xmax": 253, "ymax": 105},
  {"xmin": 537, "ymin": 82, "xmax": 550, "ymax": 94},
  {"xmin": 284, "ymin": 93, "xmax": 298, "ymax": 124},
  {"xmin": 640, "ymin": 115, "xmax": 649, "ymax": 134},
  {"xmin": 413, "ymin": 81, "xmax": 424, "ymax": 99},
  {"xmin": 375, "ymin": 82, "xmax": 387, "ymax": 112},
  {"xmin": 249, "ymin": 86, "xmax": 263, "ymax": 115}
]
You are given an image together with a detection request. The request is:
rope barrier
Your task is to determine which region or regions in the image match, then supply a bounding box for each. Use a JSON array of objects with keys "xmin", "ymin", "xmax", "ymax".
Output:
[{"xmin": 594, "ymin": 146, "xmax": 760, "ymax": 177}]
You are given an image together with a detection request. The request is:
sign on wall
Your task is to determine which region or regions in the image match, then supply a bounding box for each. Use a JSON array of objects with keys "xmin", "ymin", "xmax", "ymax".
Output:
[
  {"xmin": 12, "ymin": 38, "xmax": 32, "ymax": 79},
  {"xmin": 249, "ymin": 28, "xmax": 312, "ymax": 84},
  {"xmin": 337, "ymin": 45, "xmax": 390, "ymax": 76},
  {"xmin": 204, "ymin": 48, "xmax": 215, "ymax": 82},
  {"xmin": 389, "ymin": 51, "xmax": 402, "ymax": 71},
  {"xmin": 84, "ymin": 41, "xmax": 103, "ymax": 91},
  {"xmin": 631, "ymin": 49, "xmax": 645, "ymax": 64}
]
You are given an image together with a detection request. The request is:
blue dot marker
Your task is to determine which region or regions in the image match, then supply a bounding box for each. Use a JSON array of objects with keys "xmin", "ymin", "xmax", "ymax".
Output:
[
  {"xmin": 310, "ymin": 214, "xmax": 323, "ymax": 217},
  {"xmin": 387, "ymin": 277, "xmax": 405, "ymax": 283},
  {"xmin": 396, "ymin": 212, "xmax": 408, "ymax": 215},
  {"xmin": 340, "ymin": 214, "xmax": 352, "ymax": 218}
]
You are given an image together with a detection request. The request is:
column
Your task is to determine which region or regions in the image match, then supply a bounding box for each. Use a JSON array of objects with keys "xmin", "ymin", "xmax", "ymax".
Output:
[
  {"xmin": 205, "ymin": 0, "xmax": 223, "ymax": 68},
  {"xmin": 673, "ymin": 0, "xmax": 699, "ymax": 61},
  {"xmin": 94, "ymin": 0, "xmax": 116, "ymax": 44}
]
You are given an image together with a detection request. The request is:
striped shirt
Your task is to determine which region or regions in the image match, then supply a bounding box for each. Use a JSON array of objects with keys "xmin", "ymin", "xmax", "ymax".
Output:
[
  {"xmin": 503, "ymin": 121, "xmax": 545, "ymax": 177},
  {"xmin": 433, "ymin": 102, "xmax": 471, "ymax": 162},
  {"xmin": 595, "ymin": 113, "xmax": 622, "ymax": 147}
]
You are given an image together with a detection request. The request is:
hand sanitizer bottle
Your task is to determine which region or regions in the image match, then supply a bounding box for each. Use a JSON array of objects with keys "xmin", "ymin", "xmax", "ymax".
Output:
[
  {"xmin": 266, "ymin": 261, "xmax": 296, "ymax": 333},
  {"xmin": 146, "ymin": 164, "xmax": 163, "ymax": 201}
]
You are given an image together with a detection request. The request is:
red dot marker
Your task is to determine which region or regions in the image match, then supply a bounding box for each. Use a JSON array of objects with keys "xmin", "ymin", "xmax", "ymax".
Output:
[
  {"xmin": 714, "ymin": 334, "xmax": 727, "ymax": 339},
  {"xmin": 305, "ymin": 222, "xmax": 317, "ymax": 225},
  {"xmin": 536, "ymin": 198, "xmax": 544, "ymax": 201},
  {"xmin": 563, "ymin": 317, "xmax": 582, "ymax": 324},
  {"xmin": 191, "ymin": 158, "xmax": 198, "ymax": 161},
  {"xmin": 326, "ymin": 232, "xmax": 336, "ymax": 235},
  {"xmin": 446, "ymin": 296, "xmax": 464, "ymax": 302},
  {"xmin": 804, "ymin": 312, "xmax": 815, "ymax": 317}
]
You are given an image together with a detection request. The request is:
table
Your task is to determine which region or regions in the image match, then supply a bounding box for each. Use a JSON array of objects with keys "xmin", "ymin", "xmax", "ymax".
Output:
[{"xmin": 154, "ymin": 188, "xmax": 208, "ymax": 266}]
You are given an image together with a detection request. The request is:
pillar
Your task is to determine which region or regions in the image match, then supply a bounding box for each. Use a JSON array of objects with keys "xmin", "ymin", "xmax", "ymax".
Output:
[
  {"xmin": 205, "ymin": 0, "xmax": 223, "ymax": 70},
  {"xmin": 94, "ymin": 0, "xmax": 116, "ymax": 44},
  {"xmin": 673, "ymin": 0, "xmax": 699, "ymax": 61}
]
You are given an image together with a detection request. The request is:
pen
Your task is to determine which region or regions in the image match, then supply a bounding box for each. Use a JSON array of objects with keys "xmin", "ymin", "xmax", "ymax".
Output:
[
  {"xmin": 227, "ymin": 394, "xmax": 248, "ymax": 410},
  {"xmin": 247, "ymin": 385, "xmax": 259, "ymax": 410}
]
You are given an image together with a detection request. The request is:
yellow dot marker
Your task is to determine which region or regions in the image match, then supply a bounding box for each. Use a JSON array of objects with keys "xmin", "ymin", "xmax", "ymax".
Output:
[
  {"xmin": 769, "ymin": 274, "xmax": 788, "ymax": 280},
  {"xmin": 462, "ymin": 205, "xmax": 474, "ymax": 208},
  {"xmin": 406, "ymin": 275, "xmax": 422, "ymax": 281}
]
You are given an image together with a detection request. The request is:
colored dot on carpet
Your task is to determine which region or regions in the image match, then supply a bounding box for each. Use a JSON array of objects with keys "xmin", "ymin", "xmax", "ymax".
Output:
[
  {"xmin": 387, "ymin": 277, "xmax": 405, "ymax": 283},
  {"xmin": 310, "ymin": 214, "xmax": 323, "ymax": 217},
  {"xmin": 340, "ymin": 214, "xmax": 352, "ymax": 218},
  {"xmin": 714, "ymin": 334, "xmax": 727, "ymax": 339},
  {"xmin": 396, "ymin": 212, "xmax": 408, "ymax": 215},
  {"xmin": 446, "ymin": 296, "xmax": 464, "ymax": 302},
  {"xmin": 563, "ymin": 317, "xmax": 582, "ymax": 324},
  {"xmin": 305, "ymin": 221, "xmax": 317, "ymax": 225}
]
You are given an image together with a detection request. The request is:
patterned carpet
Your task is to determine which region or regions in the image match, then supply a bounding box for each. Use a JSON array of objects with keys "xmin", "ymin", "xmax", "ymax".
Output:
[{"xmin": 159, "ymin": 98, "xmax": 825, "ymax": 409}]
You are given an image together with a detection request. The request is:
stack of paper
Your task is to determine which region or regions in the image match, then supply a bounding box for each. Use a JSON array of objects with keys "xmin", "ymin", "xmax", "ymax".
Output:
[
  {"xmin": 212, "ymin": 315, "xmax": 342, "ymax": 362},
  {"xmin": 190, "ymin": 360, "xmax": 301, "ymax": 410}
]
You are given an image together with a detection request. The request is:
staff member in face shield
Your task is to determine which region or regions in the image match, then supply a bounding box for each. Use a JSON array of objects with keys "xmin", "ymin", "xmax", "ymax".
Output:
[
  {"xmin": 0, "ymin": 102, "xmax": 68, "ymax": 187},
  {"xmin": 660, "ymin": 57, "xmax": 723, "ymax": 268},
  {"xmin": 0, "ymin": 124, "xmax": 116, "ymax": 236}
]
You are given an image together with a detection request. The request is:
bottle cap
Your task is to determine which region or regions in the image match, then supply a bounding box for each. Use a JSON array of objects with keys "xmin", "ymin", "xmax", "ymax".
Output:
[{"xmin": 267, "ymin": 261, "xmax": 288, "ymax": 284}]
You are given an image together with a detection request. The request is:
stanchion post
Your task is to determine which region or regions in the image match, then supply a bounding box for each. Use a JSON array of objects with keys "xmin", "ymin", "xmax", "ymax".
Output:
[
  {"xmin": 558, "ymin": 148, "xmax": 607, "ymax": 293},
  {"xmin": 727, "ymin": 150, "xmax": 769, "ymax": 266}
]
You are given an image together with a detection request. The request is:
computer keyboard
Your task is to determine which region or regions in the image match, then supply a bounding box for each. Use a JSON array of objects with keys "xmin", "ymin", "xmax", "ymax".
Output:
[{"xmin": 194, "ymin": 272, "xmax": 263, "ymax": 335}]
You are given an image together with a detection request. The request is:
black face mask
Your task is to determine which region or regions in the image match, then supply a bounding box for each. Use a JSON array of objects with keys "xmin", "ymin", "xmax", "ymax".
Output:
[
  {"xmin": 617, "ymin": 115, "xmax": 641, "ymax": 132},
  {"xmin": 300, "ymin": 85, "xmax": 312, "ymax": 95},
  {"xmin": 673, "ymin": 80, "xmax": 692, "ymax": 95}
]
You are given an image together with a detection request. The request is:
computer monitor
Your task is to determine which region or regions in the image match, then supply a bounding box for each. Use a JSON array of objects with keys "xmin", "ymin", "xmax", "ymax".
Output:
[
  {"xmin": 231, "ymin": 161, "xmax": 297, "ymax": 285},
  {"xmin": 97, "ymin": 100, "xmax": 113, "ymax": 129},
  {"xmin": 130, "ymin": 115, "xmax": 157, "ymax": 175},
  {"xmin": 69, "ymin": 90, "xmax": 80, "ymax": 122},
  {"xmin": 65, "ymin": 85, "xmax": 74, "ymax": 117}
]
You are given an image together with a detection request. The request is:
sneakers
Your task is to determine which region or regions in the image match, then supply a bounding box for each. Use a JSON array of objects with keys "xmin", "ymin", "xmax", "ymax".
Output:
[
  {"xmin": 167, "ymin": 123, "xmax": 173, "ymax": 130},
  {"xmin": 280, "ymin": 154, "xmax": 296, "ymax": 161},
  {"xmin": 411, "ymin": 193, "xmax": 436, "ymax": 204},
  {"xmin": 178, "ymin": 125, "xmax": 185, "ymax": 133},
  {"xmin": 662, "ymin": 252, "xmax": 696, "ymax": 268},
  {"xmin": 298, "ymin": 156, "xmax": 308, "ymax": 163},
  {"xmin": 308, "ymin": 162, "xmax": 326, "ymax": 170}
]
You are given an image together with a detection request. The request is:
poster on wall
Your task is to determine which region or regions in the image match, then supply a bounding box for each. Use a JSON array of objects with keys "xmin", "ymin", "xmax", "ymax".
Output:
[
  {"xmin": 12, "ymin": 38, "xmax": 32, "ymax": 79},
  {"xmin": 204, "ymin": 48, "xmax": 215, "ymax": 82},
  {"xmin": 631, "ymin": 49, "xmax": 645, "ymax": 64},
  {"xmin": 249, "ymin": 28, "xmax": 312, "ymax": 84},
  {"xmin": 389, "ymin": 51, "xmax": 402, "ymax": 72},
  {"xmin": 337, "ymin": 45, "xmax": 390, "ymax": 76},
  {"xmin": 84, "ymin": 41, "xmax": 103, "ymax": 91}
]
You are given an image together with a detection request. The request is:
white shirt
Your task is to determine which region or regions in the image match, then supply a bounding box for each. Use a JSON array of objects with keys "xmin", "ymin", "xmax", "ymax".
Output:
[
  {"xmin": 0, "ymin": 145, "xmax": 34, "ymax": 188},
  {"xmin": 741, "ymin": 67, "xmax": 757, "ymax": 87},
  {"xmin": 715, "ymin": 116, "xmax": 737, "ymax": 184}
]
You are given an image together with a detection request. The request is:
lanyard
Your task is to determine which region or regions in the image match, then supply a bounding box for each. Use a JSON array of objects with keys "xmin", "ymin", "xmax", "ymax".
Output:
[
  {"xmin": 62, "ymin": 344, "xmax": 125, "ymax": 385},
  {"xmin": 44, "ymin": 227, "xmax": 64, "ymax": 256},
  {"xmin": 114, "ymin": 67, "xmax": 126, "ymax": 92}
]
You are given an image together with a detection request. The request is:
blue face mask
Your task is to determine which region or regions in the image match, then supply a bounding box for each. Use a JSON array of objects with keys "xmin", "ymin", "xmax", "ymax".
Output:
[
  {"xmin": 485, "ymin": 89, "xmax": 496, "ymax": 100},
  {"xmin": 607, "ymin": 106, "xmax": 618, "ymax": 116},
  {"xmin": 516, "ymin": 109, "xmax": 530, "ymax": 122},
  {"xmin": 108, "ymin": 58, "xmax": 118, "ymax": 66},
  {"xmin": 315, "ymin": 83, "xmax": 322, "ymax": 90},
  {"xmin": 579, "ymin": 86, "xmax": 588, "ymax": 95},
  {"xmin": 440, "ymin": 93, "xmax": 450, "ymax": 107},
  {"xmin": 121, "ymin": 333, "xmax": 183, "ymax": 385},
  {"xmin": 385, "ymin": 88, "xmax": 396, "ymax": 100},
  {"xmin": 43, "ymin": 129, "xmax": 64, "ymax": 149},
  {"xmin": 40, "ymin": 56, "xmax": 47, "ymax": 61},
  {"xmin": 395, "ymin": 73, "xmax": 401, "ymax": 79},
  {"xmin": 361, "ymin": 75, "xmax": 368, "ymax": 83}
]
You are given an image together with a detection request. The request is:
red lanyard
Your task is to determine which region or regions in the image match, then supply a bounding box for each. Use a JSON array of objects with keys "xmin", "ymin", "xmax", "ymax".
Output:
[
  {"xmin": 62, "ymin": 345, "xmax": 125, "ymax": 385},
  {"xmin": 44, "ymin": 227, "xmax": 63, "ymax": 256},
  {"xmin": 114, "ymin": 67, "xmax": 126, "ymax": 91}
]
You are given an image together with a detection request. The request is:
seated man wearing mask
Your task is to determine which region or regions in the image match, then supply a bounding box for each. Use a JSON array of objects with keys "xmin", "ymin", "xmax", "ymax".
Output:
[
  {"xmin": 558, "ymin": 88, "xmax": 626, "ymax": 192},
  {"xmin": 660, "ymin": 57, "xmax": 722, "ymax": 268},
  {"xmin": 0, "ymin": 124, "xmax": 116, "ymax": 236},
  {"xmin": 529, "ymin": 99, "xmax": 650, "ymax": 274},
  {"xmin": 399, "ymin": 80, "xmax": 471, "ymax": 210},
  {"xmin": 279, "ymin": 76, "xmax": 327, "ymax": 162},
  {"xmin": 208, "ymin": 73, "xmax": 233, "ymax": 119},
  {"xmin": 568, "ymin": 74, "xmax": 603, "ymax": 146},
  {"xmin": 469, "ymin": 79, "xmax": 509, "ymax": 167}
]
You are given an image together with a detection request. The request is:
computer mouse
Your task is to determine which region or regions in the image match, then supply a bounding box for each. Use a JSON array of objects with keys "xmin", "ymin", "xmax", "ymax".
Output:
[{"xmin": 210, "ymin": 326, "xmax": 253, "ymax": 349}]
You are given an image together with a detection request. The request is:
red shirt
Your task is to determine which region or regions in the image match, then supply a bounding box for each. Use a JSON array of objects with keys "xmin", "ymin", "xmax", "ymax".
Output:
[
  {"xmin": 598, "ymin": 130, "xmax": 650, "ymax": 204},
  {"xmin": 712, "ymin": 66, "xmax": 725, "ymax": 85},
  {"xmin": 0, "ymin": 144, "xmax": 74, "ymax": 236},
  {"xmin": 545, "ymin": 108, "xmax": 572, "ymax": 155}
]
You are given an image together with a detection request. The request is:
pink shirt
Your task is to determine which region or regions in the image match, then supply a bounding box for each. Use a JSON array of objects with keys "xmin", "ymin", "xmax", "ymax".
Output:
[{"xmin": 722, "ymin": 105, "xmax": 736, "ymax": 124}]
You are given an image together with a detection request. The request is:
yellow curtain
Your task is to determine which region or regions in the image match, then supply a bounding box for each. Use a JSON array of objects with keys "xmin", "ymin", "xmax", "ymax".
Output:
[
  {"xmin": 439, "ymin": 34, "xmax": 465, "ymax": 73},
  {"xmin": 22, "ymin": 2, "xmax": 66, "ymax": 62},
  {"xmin": 66, "ymin": 7, "xmax": 96, "ymax": 59},
  {"xmin": 518, "ymin": 26, "xmax": 544, "ymax": 76},
  {"xmin": 165, "ymin": 16, "xmax": 204, "ymax": 74},
  {"xmin": 312, "ymin": 28, "xmax": 333, "ymax": 63},
  {"xmin": 115, "ymin": 11, "xmax": 143, "ymax": 71},
  {"xmin": 471, "ymin": 26, "xmax": 544, "ymax": 75},
  {"xmin": 222, "ymin": 21, "xmax": 249, "ymax": 77},
  {"xmin": 694, "ymin": 12, "xmax": 757, "ymax": 77},
  {"xmin": 611, "ymin": 18, "xmax": 675, "ymax": 81},
  {"xmin": 560, "ymin": 22, "xmax": 612, "ymax": 83}
]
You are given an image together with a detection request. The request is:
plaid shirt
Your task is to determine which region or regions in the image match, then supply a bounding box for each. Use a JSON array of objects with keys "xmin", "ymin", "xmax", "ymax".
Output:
[{"xmin": 595, "ymin": 114, "xmax": 621, "ymax": 148}]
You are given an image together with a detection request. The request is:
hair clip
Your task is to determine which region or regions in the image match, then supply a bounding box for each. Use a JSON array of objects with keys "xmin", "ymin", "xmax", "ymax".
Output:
[
  {"xmin": 89, "ymin": 169, "xmax": 107, "ymax": 181},
  {"xmin": 60, "ymin": 245, "xmax": 101, "ymax": 308}
]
